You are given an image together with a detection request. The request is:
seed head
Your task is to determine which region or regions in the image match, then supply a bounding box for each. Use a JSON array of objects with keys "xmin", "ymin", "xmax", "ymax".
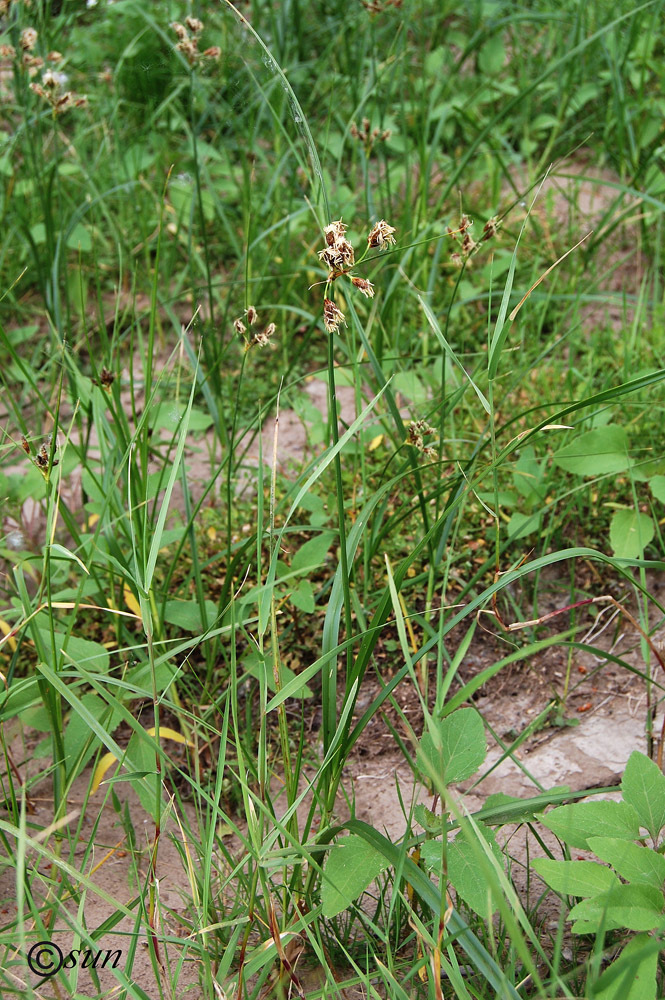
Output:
[
  {"xmin": 323, "ymin": 298, "xmax": 345, "ymax": 333},
  {"xmin": 20, "ymin": 28, "xmax": 38, "ymax": 52},
  {"xmin": 171, "ymin": 21, "xmax": 188, "ymax": 41},
  {"xmin": 324, "ymin": 219, "xmax": 347, "ymax": 244},
  {"xmin": 319, "ymin": 220, "xmax": 354, "ymax": 273},
  {"xmin": 203, "ymin": 46, "xmax": 221, "ymax": 60},
  {"xmin": 23, "ymin": 53, "xmax": 44, "ymax": 76},
  {"xmin": 0, "ymin": 44, "xmax": 16, "ymax": 59},
  {"xmin": 233, "ymin": 317, "xmax": 246, "ymax": 336},
  {"xmin": 185, "ymin": 16, "xmax": 204, "ymax": 33},
  {"xmin": 246, "ymin": 305, "xmax": 258, "ymax": 325},
  {"xmin": 483, "ymin": 216, "xmax": 499, "ymax": 240},
  {"xmin": 350, "ymin": 276, "xmax": 375, "ymax": 298},
  {"xmin": 367, "ymin": 219, "xmax": 396, "ymax": 250},
  {"xmin": 318, "ymin": 246, "xmax": 344, "ymax": 272},
  {"xmin": 253, "ymin": 322, "xmax": 276, "ymax": 347}
]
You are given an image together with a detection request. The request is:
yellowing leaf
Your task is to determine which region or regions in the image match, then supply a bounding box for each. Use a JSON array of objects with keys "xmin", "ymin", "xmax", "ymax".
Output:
[
  {"xmin": 369, "ymin": 434, "xmax": 384, "ymax": 452},
  {"xmin": 123, "ymin": 586, "xmax": 142, "ymax": 618},
  {"xmin": 91, "ymin": 751, "xmax": 120, "ymax": 794},
  {"xmin": 146, "ymin": 725, "xmax": 195, "ymax": 748},
  {"xmin": 0, "ymin": 619, "xmax": 17, "ymax": 651}
]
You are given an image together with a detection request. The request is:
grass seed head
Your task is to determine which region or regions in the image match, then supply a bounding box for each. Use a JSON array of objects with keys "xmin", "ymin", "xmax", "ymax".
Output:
[
  {"xmin": 368, "ymin": 219, "xmax": 396, "ymax": 250},
  {"xmin": 323, "ymin": 298, "xmax": 345, "ymax": 333},
  {"xmin": 253, "ymin": 322, "xmax": 276, "ymax": 347},
  {"xmin": 350, "ymin": 276, "xmax": 375, "ymax": 298},
  {"xmin": 20, "ymin": 28, "xmax": 38, "ymax": 52}
]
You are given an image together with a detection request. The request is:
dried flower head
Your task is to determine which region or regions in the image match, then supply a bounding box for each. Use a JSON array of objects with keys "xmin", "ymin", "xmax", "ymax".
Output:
[
  {"xmin": 92, "ymin": 367, "xmax": 115, "ymax": 390},
  {"xmin": 253, "ymin": 322, "xmax": 276, "ymax": 347},
  {"xmin": 319, "ymin": 220, "xmax": 355, "ymax": 274},
  {"xmin": 20, "ymin": 28, "xmax": 38, "ymax": 52},
  {"xmin": 33, "ymin": 435, "xmax": 59, "ymax": 476},
  {"xmin": 323, "ymin": 219, "xmax": 347, "ymax": 245},
  {"xmin": 323, "ymin": 298, "xmax": 345, "ymax": 333},
  {"xmin": 47, "ymin": 50, "xmax": 63, "ymax": 62},
  {"xmin": 203, "ymin": 46, "xmax": 221, "ymax": 60},
  {"xmin": 450, "ymin": 252, "xmax": 463, "ymax": 268},
  {"xmin": 0, "ymin": 44, "xmax": 16, "ymax": 59},
  {"xmin": 350, "ymin": 117, "xmax": 391, "ymax": 150},
  {"xmin": 483, "ymin": 216, "xmax": 499, "ymax": 240},
  {"xmin": 367, "ymin": 219, "xmax": 396, "ymax": 250},
  {"xmin": 350, "ymin": 276, "xmax": 375, "ymax": 298},
  {"xmin": 406, "ymin": 419, "xmax": 436, "ymax": 454},
  {"xmin": 171, "ymin": 21, "xmax": 188, "ymax": 41},
  {"xmin": 233, "ymin": 317, "xmax": 246, "ymax": 336},
  {"xmin": 185, "ymin": 16, "xmax": 204, "ymax": 33},
  {"xmin": 178, "ymin": 39, "xmax": 199, "ymax": 65},
  {"xmin": 246, "ymin": 305, "xmax": 258, "ymax": 325}
]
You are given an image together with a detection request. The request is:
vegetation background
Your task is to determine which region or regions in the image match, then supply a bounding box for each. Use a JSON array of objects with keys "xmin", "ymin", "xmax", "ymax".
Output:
[{"xmin": 0, "ymin": 0, "xmax": 664, "ymax": 997}]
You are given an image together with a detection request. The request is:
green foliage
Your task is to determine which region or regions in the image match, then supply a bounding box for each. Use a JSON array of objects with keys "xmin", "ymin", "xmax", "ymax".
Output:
[
  {"xmin": 533, "ymin": 752, "xmax": 665, "ymax": 995},
  {"xmin": 1, "ymin": 0, "xmax": 665, "ymax": 997},
  {"xmin": 416, "ymin": 708, "xmax": 487, "ymax": 789}
]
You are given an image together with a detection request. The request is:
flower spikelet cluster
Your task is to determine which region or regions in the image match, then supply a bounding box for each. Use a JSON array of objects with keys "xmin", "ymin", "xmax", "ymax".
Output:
[
  {"xmin": 316, "ymin": 217, "xmax": 398, "ymax": 330},
  {"xmin": 449, "ymin": 212, "xmax": 499, "ymax": 267},
  {"xmin": 234, "ymin": 306, "xmax": 277, "ymax": 350},
  {"xmin": 367, "ymin": 219, "xmax": 396, "ymax": 250},
  {"xmin": 406, "ymin": 419, "xmax": 437, "ymax": 460},
  {"xmin": 30, "ymin": 56, "xmax": 86, "ymax": 113},
  {"xmin": 171, "ymin": 19, "xmax": 220, "ymax": 66},
  {"xmin": 318, "ymin": 220, "xmax": 355, "ymax": 275},
  {"xmin": 323, "ymin": 298, "xmax": 345, "ymax": 333},
  {"xmin": 350, "ymin": 117, "xmax": 391, "ymax": 154}
]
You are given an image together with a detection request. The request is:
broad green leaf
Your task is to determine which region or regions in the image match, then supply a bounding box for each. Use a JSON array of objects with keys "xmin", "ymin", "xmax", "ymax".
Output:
[
  {"xmin": 421, "ymin": 823, "xmax": 504, "ymax": 917},
  {"xmin": 478, "ymin": 36, "xmax": 506, "ymax": 74},
  {"xmin": 553, "ymin": 426, "xmax": 631, "ymax": 476},
  {"xmin": 512, "ymin": 446, "xmax": 545, "ymax": 503},
  {"xmin": 162, "ymin": 599, "xmax": 217, "ymax": 632},
  {"xmin": 64, "ymin": 691, "xmax": 123, "ymax": 777},
  {"xmin": 507, "ymin": 511, "xmax": 539, "ymax": 540},
  {"xmin": 587, "ymin": 837, "xmax": 665, "ymax": 889},
  {"xmin": 66, "ymin": 223, "xmax": 92, "ymax": 252},
  {"xmin": 531, "ymin": 858, "xmax": 619, "ymax": 898},
  {"xmin": 37, "ymin": 629, "xmax": 110, "ymax": 674},
  {"xmin": 417, "ymin": 708, "xmax": 486, "ymax": 787},
  {"xmin": 290, "ymin": 579, "xmax": 315, "ymax": 613},
  {"xmin": 291, "ymin": 532, "xmax": 334, "ymax": 573},
  {"xmin": 242, "ymin": 651, "xmax": 313, "ymax": 699},
  {"xmin": 594, "ymin": 934, "xmax": 659, "ymax": 1000},
  {"xmin": 650, "ymin": 475, "xmax": 665, "ymax": 504},
  {"xmin": 609, "ymin": 509, "xmax": 655, "ymax": 559},
  {"xmin": 29, "ymin": 222, "xmax": 47, "ymax": 245},
  {"xmin": 621, "ymin": 751, "xmax": 665, "ymax": 841},
  {"xmin": 322, "ymin": 835, "xmax": 389, "ymax": 918},
  {"xmin": 537, "ymin": 801, "xmax": 641, "ymax": 850},
  {"xmin": 568, "ymin": 883, "xmax": 664, "ymax": 933},
  {"xmin": 392, "ymin": 371, "xmax": 428, "ymax": 406}
]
